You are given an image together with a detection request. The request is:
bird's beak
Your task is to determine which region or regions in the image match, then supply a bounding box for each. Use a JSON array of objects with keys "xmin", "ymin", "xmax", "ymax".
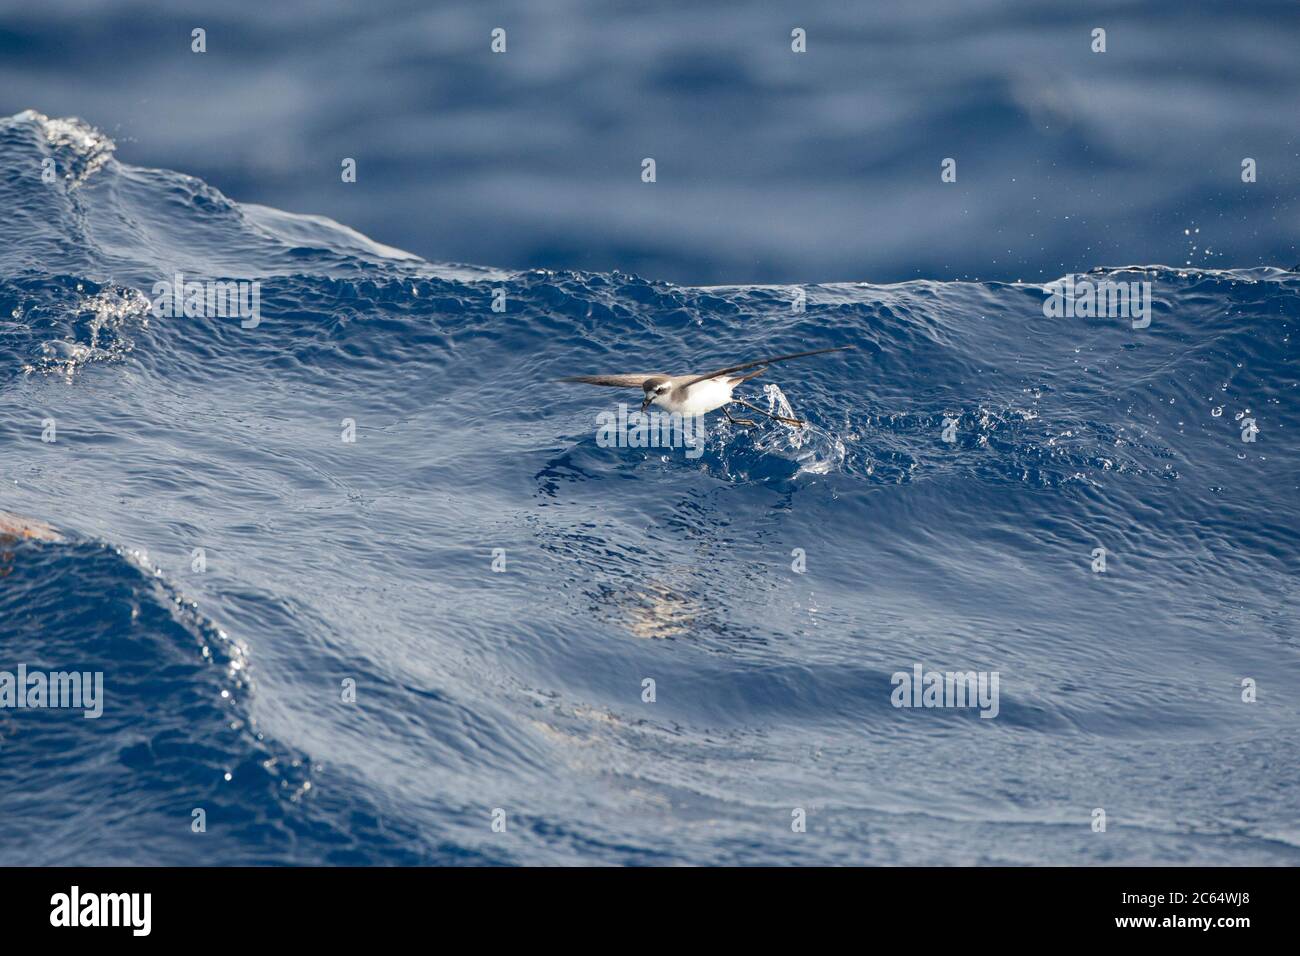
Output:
[{"xmin": 640, "ymin": 395, "xmax": 652, "ymax": 413}]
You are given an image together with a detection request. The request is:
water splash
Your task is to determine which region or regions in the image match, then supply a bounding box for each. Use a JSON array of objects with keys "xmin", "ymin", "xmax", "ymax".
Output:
[
  {"xmin": 754, "ymin": 383, "xmax": 847, "ymax": 476},
  {"xmin": 19, "ymin": 110, "xmax": 116, "ymax": 188},
  {"xmin": 23, "ymin": 285, "xmax": 152, "ymax": 381}
]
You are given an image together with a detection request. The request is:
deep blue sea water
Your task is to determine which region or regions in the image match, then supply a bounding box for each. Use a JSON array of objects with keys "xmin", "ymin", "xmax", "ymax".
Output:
[{"xmin": 1, "ymin": 109, "xmax": 1297, "ymax": 865}]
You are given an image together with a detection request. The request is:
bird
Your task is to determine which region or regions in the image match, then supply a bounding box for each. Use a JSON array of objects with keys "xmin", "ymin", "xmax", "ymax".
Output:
[{"xmin": 558, "ymin": 346, "xmax": 853, "ymax": 427}]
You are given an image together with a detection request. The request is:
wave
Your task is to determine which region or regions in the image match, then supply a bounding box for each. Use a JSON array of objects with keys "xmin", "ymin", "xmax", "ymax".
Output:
[{"xmin": 2, "ymin": 111, "xmax": 1297, "ymax": 865}]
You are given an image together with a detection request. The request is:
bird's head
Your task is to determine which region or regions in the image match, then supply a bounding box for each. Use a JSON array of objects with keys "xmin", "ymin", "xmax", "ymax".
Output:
[{"xmin": 641, "ymin": 376, "xmax": 671, "ymax": 412}]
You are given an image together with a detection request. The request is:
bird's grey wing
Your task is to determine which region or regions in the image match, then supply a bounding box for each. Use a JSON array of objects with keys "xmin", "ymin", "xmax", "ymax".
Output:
[
  {"xmin": 677, "ymin": 345, "xmax": 853, "ymax": 388},
  {"xmin": 557, "ymin": 373, "xmax": 655, "ymax": 388}
]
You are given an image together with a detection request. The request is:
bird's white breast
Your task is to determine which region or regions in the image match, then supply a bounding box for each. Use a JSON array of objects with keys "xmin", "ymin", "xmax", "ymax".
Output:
[{"xmin": 657, "ymin": 378, "xmax": 736, "ymax": 415}]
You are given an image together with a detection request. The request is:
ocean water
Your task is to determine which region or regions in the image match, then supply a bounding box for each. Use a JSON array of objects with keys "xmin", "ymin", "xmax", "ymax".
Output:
[{"xmin": 1, "ymin": 109, "xmax": 1298, "ymax": 865}]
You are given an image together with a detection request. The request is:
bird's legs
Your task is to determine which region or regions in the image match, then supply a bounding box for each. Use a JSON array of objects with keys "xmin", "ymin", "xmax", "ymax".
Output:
[
  {"xmin": 733, "ymin": 398, "xmax": 805, "ymax": 428},
  {"xmin": 723, "ymin": 406, "xmax": 757, "ymax": 427}
]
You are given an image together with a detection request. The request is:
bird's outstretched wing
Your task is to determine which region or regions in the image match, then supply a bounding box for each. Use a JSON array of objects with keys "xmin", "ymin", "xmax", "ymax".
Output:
[
  {"xmin": 677, "ymin": 346, "xmax": 853, "ymax": 388},
  {"xmin": 557, "ymin": 373, "xmax": 656, "ymax": 388}
]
